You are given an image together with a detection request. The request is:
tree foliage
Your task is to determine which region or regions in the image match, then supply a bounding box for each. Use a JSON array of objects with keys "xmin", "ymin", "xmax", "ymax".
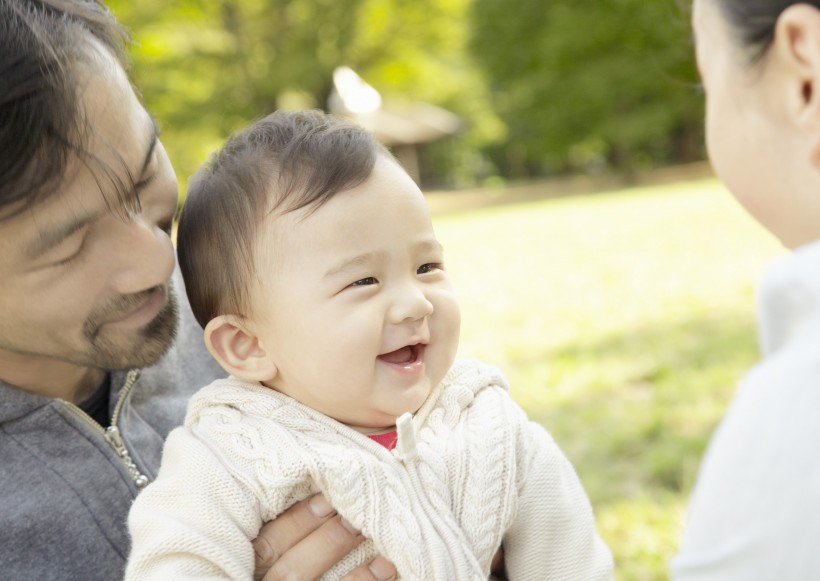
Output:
[
  {"xmin": 107, "ymin": 0, "xmax": 705, "ymax": 189},
  {"xmin": 107, "ymin": 0, "xmax": 500, "ymax": 191},
  {"xmin": 469, "ymin": 0, "xmax": 704, "ymax": 176}
]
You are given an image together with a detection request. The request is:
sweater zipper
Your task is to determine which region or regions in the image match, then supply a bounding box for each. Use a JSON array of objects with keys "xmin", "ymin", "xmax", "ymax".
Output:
[{"xmin": 62, "ymin": 369, "xmax": 149, "ymax": 489}]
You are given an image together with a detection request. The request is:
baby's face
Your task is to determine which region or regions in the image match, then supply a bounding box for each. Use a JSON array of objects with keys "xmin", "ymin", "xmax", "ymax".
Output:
[{"xmin": 249, "ymin": 155, "xmax": 461, "ymax": 432}]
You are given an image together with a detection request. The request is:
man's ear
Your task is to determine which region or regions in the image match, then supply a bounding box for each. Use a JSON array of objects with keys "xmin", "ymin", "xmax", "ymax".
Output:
[
  {"xmin": 774, "ymin": 4, "xmax": 820, "ymax": 164},
  {"xmin": 204, "ymin": 315, "xmax": 277, "ymax": 382}
]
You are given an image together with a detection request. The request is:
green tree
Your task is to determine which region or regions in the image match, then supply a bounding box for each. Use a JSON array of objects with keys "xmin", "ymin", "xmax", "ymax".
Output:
[
  {"xmin": 469, "ymin": 0, "xmax": 704, "ymax": 177},
  {"xmin": 107, "ymin": 0, "xmax": 501, "ymax": 191}
]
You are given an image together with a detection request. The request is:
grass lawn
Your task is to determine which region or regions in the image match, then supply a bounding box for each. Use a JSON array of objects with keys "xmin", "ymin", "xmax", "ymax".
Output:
[{"xmin": 430, "ymin": 177, "xmax": 784, "ymax": 580}]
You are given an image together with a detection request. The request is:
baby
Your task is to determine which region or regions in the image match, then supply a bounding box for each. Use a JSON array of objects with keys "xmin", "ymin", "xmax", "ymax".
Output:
[{"xmin": 125, "ymin": 110, "xmax": 613, "ymax": 580}]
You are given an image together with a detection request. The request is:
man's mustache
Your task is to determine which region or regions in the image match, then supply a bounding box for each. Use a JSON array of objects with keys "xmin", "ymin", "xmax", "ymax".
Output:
[{"xmin": 83, "ymin": 286, "xmax": 166, "ymax": 339}]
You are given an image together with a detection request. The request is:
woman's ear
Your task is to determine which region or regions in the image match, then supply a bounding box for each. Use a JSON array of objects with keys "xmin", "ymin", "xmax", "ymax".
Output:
[
  {"xmin": 774, "ymin": 4, "xmax": 820, "ymax": 165},
  {"xmin": 204, "ymin": 315, "xmax": 277, "ymax": 382}
]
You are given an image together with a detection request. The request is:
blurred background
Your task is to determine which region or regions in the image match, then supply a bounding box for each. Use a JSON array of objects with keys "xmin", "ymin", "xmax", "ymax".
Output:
[
  {"xmin": 106, "ymin": 0, "xmax": 785, "ymax": 578},
  {"xmin": 108, "ymin": 0, "xmax": 704, "ymax": 193}
]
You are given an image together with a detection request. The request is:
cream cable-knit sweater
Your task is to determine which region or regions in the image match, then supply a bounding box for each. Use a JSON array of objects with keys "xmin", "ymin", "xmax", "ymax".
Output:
[{"xmin": 126, "ymin": 359, "xmax": 613, "ymax": 580}]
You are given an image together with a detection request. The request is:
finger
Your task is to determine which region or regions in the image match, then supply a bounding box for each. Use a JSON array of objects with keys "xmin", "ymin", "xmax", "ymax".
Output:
[
  {"xmin": 490, "ymin": 545, "xmax": 503, "ymax": 570},
  {"xmin": 339, "ymin": 556, "xmax": 397, "ymax": 581},
  {"xmin": 489, "ymin": 544, "xmax": 507, "ymax": 581},
  {"xmin": 253, "ymin": 494, "xmax": 337, "ymax": 579},
  {"xmin": 262, "ymin": 515, "xmax": 364, "ymax": 581}
]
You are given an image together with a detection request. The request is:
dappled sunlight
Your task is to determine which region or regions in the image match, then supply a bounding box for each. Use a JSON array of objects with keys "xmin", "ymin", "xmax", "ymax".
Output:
[
  {"xmin": 433, "ymin": 177, "xmax": 783, "ymax": 580},
  {"xmin": 597, "ymin": 493, "xmax": 687, "ymax": 581}
]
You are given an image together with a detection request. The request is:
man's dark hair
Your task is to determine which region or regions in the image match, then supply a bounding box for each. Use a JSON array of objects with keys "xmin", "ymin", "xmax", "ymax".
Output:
[
  {"xmin": 0, "ymin": 0, "xmax": 129, "ymax": 219},
  {"xmin": 177, "ymin": 109, "xmax": 391, "ymax": 328}
]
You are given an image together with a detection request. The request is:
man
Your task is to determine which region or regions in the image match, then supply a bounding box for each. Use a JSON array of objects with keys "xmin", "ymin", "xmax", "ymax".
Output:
[{"xmin": 0, "ymin": 1, "xmax": 396, "ymax": 579}]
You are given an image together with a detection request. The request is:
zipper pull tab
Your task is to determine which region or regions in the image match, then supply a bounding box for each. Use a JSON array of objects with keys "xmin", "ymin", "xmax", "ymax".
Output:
[
  {"xmin": 395, "ymin": 412, "xmax": 418, "ymax": 462},
  {"xmin": 105, "ymin": 426, "xmax": 149, "ymax": 489},
  {"xmin": 105, "ymin": 424, "xmax": 124, "ymax": 449}
]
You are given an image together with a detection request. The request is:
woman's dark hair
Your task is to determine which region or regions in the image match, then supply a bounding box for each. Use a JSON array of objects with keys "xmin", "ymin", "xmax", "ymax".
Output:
[
  {"xmin": 0, "ymin": 0, "xmax": 129, "ymax": 219},
  {"xmin": 716, "ymin": 0, "xmax": 820, "ymax": 62}
]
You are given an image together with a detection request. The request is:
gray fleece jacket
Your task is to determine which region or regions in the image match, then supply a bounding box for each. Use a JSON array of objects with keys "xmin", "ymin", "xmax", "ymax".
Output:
[{"xmin": 0, "ymin": 270, "xmax": 224, "ymax": 580}]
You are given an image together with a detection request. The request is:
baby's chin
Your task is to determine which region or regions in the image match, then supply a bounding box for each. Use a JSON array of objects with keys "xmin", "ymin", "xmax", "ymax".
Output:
[{"xmin": 354, "ymin": 398, "xmax": 431, "ymax": 434}]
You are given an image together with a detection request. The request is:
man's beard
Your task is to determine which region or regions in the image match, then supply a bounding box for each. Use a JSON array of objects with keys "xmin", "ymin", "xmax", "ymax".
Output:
[{"xmin": 81, "ymin": 284, "xmax": 180, "ymax": 370}]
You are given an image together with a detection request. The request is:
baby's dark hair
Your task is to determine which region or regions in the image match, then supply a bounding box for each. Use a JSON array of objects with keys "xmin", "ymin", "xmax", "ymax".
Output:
[
  {"xmin": 177, "ymin": 109, "xmax": 390, "ymax": 328},
  {"xmin": 715, "ymin": 0, "xmax": 820, "ymax": 62}
]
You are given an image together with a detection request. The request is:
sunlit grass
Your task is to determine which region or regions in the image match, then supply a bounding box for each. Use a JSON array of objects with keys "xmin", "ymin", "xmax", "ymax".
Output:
[{"xmin": 432, "ymin": 177, "xmax": 784, "ymax": 580}]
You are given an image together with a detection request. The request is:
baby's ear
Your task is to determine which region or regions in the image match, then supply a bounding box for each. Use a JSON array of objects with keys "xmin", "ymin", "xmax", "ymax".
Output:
[{"xmin": 204, "ymin": 315, "xmax": 277, "ymax": 382}]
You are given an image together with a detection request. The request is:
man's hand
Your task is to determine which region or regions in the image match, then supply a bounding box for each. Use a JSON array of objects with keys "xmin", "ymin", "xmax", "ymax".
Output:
[
  {"xmin": 252, "ymin": 494, "xmax": 397, "ymax": 581},
  {"xmin": 489, "ymin": 546, "xmax": 507, "ymax": 581}
]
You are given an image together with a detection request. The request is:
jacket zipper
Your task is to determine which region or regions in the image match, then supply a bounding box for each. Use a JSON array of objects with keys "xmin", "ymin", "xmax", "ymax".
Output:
[{"xmin": 62, "ymin": 369, "xmax": 149, "ymax": 489}]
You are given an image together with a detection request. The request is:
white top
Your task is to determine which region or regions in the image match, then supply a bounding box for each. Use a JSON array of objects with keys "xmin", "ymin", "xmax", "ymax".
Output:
[
  {"xmin": 126, "ymin": 359, "xmax": 613, "ymax": 580},
  {"xmin": 672, "ymin": 240, "xmax": 820, "ymax": 580}
]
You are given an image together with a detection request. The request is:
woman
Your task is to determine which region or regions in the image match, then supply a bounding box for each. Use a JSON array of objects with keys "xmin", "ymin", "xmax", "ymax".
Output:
[{"xmin": 674, "ymin": 1, "xmax": 820, "ymax": 579}]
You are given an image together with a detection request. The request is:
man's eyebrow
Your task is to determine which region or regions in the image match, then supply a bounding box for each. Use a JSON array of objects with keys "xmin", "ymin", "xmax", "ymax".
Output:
[
  {"xmin": 25, "ymin": 211, "xmax": 99, "ymax": 259},
  {"xmin": 119, "ymin": 117, "xmax": 159, "ymax": 203},
  {"xmin": 138, "ymin": 118, "xmax": 160, "ymax": 186},
  {"xmin": 25, "ymin": 117, "xmax": 160, "ymax": 259}
]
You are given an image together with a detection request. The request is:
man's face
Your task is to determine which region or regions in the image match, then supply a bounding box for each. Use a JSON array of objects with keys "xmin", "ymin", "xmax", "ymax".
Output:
[
  {"xmin": 0, "ymin": 47, "xmax": 180, "ymax": 374},
  {"xmin": 248, "ymin": 156, "xmax": 462, "ymax": 432}
]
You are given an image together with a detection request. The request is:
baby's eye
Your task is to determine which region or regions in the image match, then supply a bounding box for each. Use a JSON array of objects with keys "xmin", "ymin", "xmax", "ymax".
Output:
[
  {"xmin": 351, "ymin": 277, "xmax": 379, "ymax": 287},
  {"xmin": 417, "ymin": 263, "xmax": 443, "ymax": 275}
]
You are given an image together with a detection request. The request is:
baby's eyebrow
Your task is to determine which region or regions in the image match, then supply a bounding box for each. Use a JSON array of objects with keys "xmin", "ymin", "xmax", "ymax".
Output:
[
  {"xmin": 324, "ymin": 251, "xmax": 383, "ymax": 278},
  {"xmin": 415, "ymin": 239, "xmax": 444, "ymax": 255},
  {"xmin": 322, "ymin": 239, "xmax": 443, "ymax": 278}
]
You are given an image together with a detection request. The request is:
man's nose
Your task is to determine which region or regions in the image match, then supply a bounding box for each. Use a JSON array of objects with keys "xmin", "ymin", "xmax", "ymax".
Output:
[{"xmin": 107, "ymin": 216, "xmax": 175, "ymax": 295}]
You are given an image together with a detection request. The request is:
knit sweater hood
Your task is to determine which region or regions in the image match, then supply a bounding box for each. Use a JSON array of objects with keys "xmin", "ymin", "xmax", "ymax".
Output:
[{"xmin": 127, "ymin": 359, "xmax": 614, "ymax": 580}]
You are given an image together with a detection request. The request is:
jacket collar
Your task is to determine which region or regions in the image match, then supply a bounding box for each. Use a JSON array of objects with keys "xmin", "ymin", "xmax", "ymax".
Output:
[
  {"xmin": 757, "ymin": 239, "xmax": 820, "ymax": 356},
  {"xmin": 0, "ymin": 371, "xmax": 124, "ymax": 425},
  {"xmin": 0, "ymin": 379, "xmax": 53, "ymax": 424}
]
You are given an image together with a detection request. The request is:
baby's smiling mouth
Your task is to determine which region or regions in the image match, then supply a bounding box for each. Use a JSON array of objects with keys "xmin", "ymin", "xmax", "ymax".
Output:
[{"xmin": 378, "ymin": 343, "xmax": 424, "ymax": 364}]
